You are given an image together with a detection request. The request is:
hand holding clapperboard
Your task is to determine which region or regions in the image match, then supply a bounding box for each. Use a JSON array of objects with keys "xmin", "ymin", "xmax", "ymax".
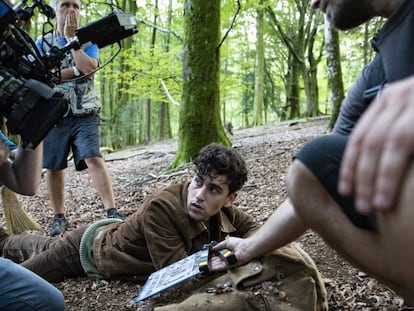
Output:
[{"xmin": 136, "ymin": 242, "xmax": 237, "ymax": 302}]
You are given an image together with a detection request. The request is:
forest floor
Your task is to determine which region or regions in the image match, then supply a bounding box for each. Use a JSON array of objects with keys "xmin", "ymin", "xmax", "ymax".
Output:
[{"xmin": 2, "ymin": 117, "xmax": 413, "ymax": 310}]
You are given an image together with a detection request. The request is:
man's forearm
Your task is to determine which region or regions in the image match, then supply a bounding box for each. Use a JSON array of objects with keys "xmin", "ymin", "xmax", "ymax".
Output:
[
  {"xmin": 10, "ymin": 143, "xmax": 43, "ymax": 195},
  {"xmin": 244, "ymin": 199, "xmax": 307, "ymax": 260},
  {"xmin": 72, "ymin": 49, "xmax": 98, "ymax": 74}
]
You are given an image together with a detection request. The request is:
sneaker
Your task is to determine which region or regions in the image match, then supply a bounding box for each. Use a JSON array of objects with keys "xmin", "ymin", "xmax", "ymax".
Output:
[
  {"xmin": 49, "ymin": 215, "xmax": 69, "ymax": 237},
  {"xmin": 106, "ymin": 208, "xmax": 124, "ymax": 220}
]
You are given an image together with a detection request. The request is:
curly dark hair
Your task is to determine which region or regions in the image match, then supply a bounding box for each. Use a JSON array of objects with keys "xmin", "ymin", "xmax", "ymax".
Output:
[{"xmin": 193, "ymin": 143, "xmax": 248, "ymax": 194}]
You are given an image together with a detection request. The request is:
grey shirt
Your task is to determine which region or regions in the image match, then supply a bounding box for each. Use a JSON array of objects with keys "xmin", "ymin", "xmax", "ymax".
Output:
[{"xmin": 333, "ymin": 0, "xmax": 414, "ymax": 135}]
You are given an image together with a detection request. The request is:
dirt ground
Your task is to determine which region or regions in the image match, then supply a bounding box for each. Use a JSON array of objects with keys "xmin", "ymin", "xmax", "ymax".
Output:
[{"xmin": 2, "ymin": 118, "xmax": 413, "ymax": 310}]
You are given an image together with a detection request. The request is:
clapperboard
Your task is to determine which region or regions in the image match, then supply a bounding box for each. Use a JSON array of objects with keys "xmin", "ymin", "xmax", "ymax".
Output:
[{"xmin": 136, "ymin": 243, "xmax": 237, "ymax": 302}]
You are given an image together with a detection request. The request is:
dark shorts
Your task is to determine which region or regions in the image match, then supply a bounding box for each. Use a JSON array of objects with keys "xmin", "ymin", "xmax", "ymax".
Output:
[
  {"xmin": 43, "ymin": 115, "xmax": 102, "ymax": 171},
  {"xmin": 295, "ymin": 134, "xmax": 377, "ymax": 231}
]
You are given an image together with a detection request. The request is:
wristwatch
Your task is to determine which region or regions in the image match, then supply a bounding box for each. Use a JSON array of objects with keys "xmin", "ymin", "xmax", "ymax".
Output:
[
  {"xmin": 72, "ymin": 66, "xmax": 81, "ymax": 77},
  {"xmin": 66, "ymin": 36, "xmax": 80, "ymax": 50}
]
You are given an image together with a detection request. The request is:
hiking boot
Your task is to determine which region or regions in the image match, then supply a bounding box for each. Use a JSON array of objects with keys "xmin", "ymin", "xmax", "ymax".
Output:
[
  {"xmin": 106, "ymin": 208, "xmax": 124, "ymax": 220},
  {"xmin": 49, "ymin": 215, "xmax": 69, "ymax": 237}
]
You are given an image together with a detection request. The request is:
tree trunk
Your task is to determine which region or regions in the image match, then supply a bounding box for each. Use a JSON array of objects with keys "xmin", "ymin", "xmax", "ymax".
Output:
[
  {"xmin": 302, "ymin": 11, "xmax": 322, "ymax": 117},
  {"xmin": 287, "ymin": 56, "xmax": 301, "ymax": 119},
  {"xmin": 103, "ymin": 1, "xmax": 137, "ymax": 148},
  {"xmin": 266, "ymin": 1, "xmax": 322, "ymax": 120},
  {"xmin": 253, "ymin": 0, "xmax": 264, "ymax": 126},
  {"xmin": 171, "ymin": 0, "xmax": 229, "ymax": 168},
  {"xmin": 145, "ymin": 0, "xmax": 159, "ymax": 144},
  {"xmin": 157, "ymin": 0, "xmax": 173, "ymax": 141},
  {"xmin": 324, "ymin": 15, "xmax": 344, "ymax": 130}
]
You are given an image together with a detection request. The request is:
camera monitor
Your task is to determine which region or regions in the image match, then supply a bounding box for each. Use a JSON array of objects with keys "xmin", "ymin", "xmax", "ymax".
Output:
[{"xmin": 76, "ymin": 11, "xmax": 138, "ymax": 48}]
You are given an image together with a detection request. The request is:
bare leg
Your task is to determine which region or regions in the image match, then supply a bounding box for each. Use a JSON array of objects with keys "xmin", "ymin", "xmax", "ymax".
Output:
[
  {"xmin": 84, "ymin": 157, "xmax": 115, "ymax": 210},
  {"xmin": 288, "ymin": 160, "xmax": 414, "ymax": 304},
  {"xmin": 375, "ymin": 164, "xmax": 414, "ymax": 302},
  {"xmin": 46, "ymin": 169, "xmax": 65, "ymax": 214}
]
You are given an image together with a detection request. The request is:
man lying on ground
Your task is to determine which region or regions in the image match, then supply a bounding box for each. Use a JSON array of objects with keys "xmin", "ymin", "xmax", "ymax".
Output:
[{"xmin": 0, "ymin": 143, "xmax": 327, "ymax": 310}]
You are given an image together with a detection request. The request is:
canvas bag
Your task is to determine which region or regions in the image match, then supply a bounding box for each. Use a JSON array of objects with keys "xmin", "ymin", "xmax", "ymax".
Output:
[{"xmin": 150, "ymin": 242, "xmax": 328, "ymax": 311}]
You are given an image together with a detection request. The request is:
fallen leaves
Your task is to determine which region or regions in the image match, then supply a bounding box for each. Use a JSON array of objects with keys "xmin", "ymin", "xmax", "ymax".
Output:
[{"xmin": 2, "ymin": 118, "xmax": 411, "ymax": 310}]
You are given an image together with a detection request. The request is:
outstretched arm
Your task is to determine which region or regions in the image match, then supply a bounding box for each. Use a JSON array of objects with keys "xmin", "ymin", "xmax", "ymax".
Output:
[{"xmin": 211, "ymin": 199, "xmax": 306, "ymax": 271}]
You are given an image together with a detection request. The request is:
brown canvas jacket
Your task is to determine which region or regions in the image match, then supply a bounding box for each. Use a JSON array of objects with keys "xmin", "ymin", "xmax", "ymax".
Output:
[{"xmin": 93, "ymin": 181, "xmax": 259, "ymax": 282}]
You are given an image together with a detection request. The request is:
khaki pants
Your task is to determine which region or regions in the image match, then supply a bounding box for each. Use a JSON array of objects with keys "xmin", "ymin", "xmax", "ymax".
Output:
[{"xmin": 2, "ymin": 226, "xmax": 87, "ymax": 282}]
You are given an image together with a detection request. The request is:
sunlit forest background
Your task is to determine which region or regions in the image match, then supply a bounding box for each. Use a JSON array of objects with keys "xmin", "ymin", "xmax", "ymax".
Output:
[{"xmin": 27, "ymin": 0, "xmax": 384, "ymax": 158}]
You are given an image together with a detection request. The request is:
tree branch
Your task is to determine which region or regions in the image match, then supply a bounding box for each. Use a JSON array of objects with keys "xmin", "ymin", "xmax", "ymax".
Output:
[
  {"xmin": 160, "ymin": 79, "xmax": 180, "ymax": 106},
  {"xmin": 218, "ymin": 0, "xmax": 241, "ymax": 49},
  {"xmin": 137, "ymin": 18, "xmax": 183, "ymax": 42}
]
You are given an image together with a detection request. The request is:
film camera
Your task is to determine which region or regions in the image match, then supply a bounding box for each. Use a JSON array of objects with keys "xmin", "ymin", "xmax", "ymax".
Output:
[{"xmin": 0, "ymin": 0, "xmax": 138, "ymax": 149}]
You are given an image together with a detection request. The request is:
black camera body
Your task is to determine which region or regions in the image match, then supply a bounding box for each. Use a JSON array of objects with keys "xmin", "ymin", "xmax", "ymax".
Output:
[{"xmin": 0, "ymin": 0, "xmax": 138, "ymax": 149}]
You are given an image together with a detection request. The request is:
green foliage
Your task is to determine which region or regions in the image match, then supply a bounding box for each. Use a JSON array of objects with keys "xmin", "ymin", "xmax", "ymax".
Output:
[{"xmin": 21, "ymin": 0, "xmax": 384, "ymax": 152}]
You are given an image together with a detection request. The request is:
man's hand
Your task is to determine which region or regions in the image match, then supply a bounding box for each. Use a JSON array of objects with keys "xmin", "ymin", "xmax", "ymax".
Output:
[
  {"xmin": 64, "ymin": 11, "xmax": 78, "ymax": 38},
  {"xmin": 210, "ymin": 237, "xmax": 254, "ymax": 272},
  {"xmin": 339, "ymin": 76, "xmax": 414, "ymax": 214}
]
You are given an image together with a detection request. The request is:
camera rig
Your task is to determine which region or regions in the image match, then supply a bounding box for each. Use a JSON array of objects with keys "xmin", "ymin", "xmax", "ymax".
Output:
[{"xmin": 0, "ymin": 0, "xmax": 138, "ymax": 149}]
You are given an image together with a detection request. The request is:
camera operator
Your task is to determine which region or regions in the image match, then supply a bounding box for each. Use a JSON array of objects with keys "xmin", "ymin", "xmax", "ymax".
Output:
[
  {"xmin": 36, "ymin": 0, "xmax": 123, "ymax": 236},
  {"xmin": 0, "ymin": 140, "xmax": 65, "ymax": 310}
]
